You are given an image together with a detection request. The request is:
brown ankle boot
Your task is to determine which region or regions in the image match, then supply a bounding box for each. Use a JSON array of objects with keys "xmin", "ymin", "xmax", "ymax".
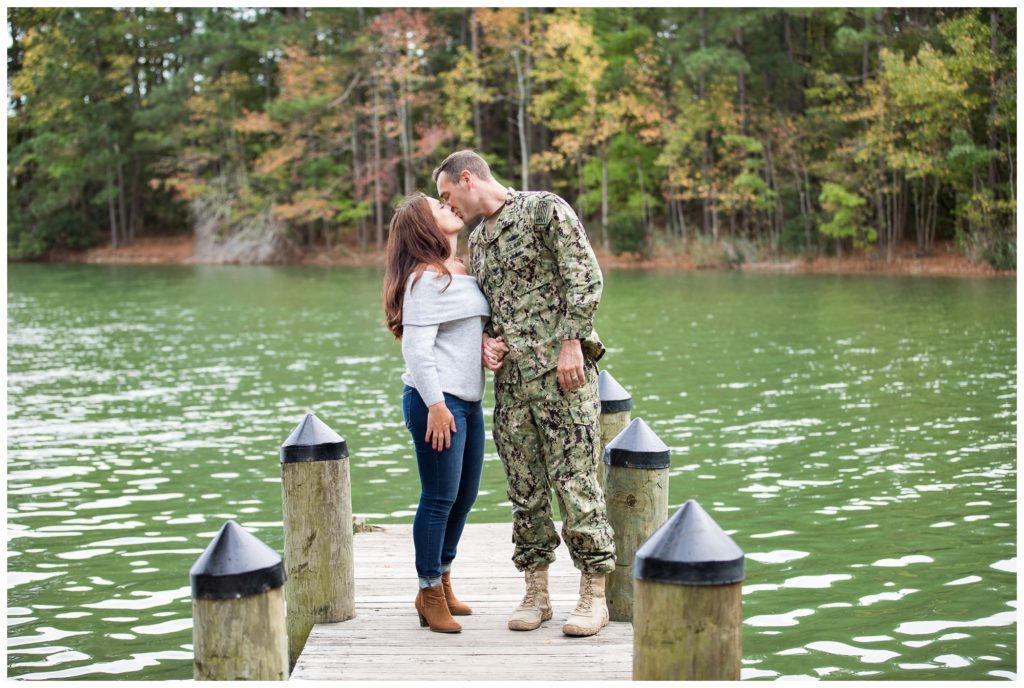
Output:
[
  {"xmin": 442, "ymin": 570, "xmax": 472, "ymax": 616},
  {"xmin": 415, "ymin": 585, "xmax": 462, "ymax": 633}
]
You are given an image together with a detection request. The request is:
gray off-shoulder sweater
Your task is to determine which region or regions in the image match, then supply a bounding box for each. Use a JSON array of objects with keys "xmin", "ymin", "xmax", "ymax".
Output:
[{"xmin": 400, "ymin": 270, "xmax": 490, "ymax": 406}]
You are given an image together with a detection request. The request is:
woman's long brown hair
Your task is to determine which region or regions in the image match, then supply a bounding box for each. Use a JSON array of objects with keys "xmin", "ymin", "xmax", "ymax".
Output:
[{"xmin": 383, "ymin": 193, "xmax": 453, "ymax": 339}]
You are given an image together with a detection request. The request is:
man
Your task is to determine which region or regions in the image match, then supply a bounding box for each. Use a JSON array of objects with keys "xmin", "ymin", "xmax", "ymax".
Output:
[{"xmin": 433, "ymin": 150, "xmax": 615, "ymax": 637}]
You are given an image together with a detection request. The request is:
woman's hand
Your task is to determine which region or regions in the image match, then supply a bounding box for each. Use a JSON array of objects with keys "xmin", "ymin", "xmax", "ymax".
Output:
[
  {"xmin": 425, "ymin": 401, "xmax": 457, "ymax": 452},
  {"xmin": 482, "ymin": 335, "xmax": 509, "ymax": 371}
]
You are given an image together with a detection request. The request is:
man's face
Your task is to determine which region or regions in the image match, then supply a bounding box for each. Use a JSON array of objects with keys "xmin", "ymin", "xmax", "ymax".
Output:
[{"xmin": 436, "ymin": 170, "xmax": 478, "ymax": 226}]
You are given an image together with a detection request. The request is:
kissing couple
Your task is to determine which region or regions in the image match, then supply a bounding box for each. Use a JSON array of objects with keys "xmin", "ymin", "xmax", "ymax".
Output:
[{"xmin": 382, "ymin": 150, "xmax": 615, "ymax": 636}]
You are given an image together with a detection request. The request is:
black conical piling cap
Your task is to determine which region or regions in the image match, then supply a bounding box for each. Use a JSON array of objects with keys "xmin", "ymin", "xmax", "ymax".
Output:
[
  {"xmin": 280, "ymin": 412, "xmax": 348, "ymax": 464},
  {"xmin": 603, "ymin": 418, "xmax": 670, "ymax": 469},
  {"xmin": 634, "ymin": 500, "xmax": 744, "ymax": 586},
  {"xmin": 190, "ymin": 520, "xmax": 286, "ymax": 600},
  {"xmin": 598, "ymin": 370, "xmax": 633, "ymax": 414}
]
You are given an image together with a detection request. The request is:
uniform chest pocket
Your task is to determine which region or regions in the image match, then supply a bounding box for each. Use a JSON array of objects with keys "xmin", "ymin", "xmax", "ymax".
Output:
[{"xmin": 498, "ymin": 231, "xmax": 538, "ymax": 270}]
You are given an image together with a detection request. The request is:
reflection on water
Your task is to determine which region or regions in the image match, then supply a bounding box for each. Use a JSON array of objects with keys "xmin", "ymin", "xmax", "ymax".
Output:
[{"xmin": 7, "ymin": 265, "xmax": 1016, "ymax": 680}]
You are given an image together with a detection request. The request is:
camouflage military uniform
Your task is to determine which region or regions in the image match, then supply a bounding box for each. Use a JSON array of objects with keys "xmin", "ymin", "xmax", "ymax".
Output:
[{"xmin": 470, "ymin": 188, "xmax": 615, "ymax": 575}]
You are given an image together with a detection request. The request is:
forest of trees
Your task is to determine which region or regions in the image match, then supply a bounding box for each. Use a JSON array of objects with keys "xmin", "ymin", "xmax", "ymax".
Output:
[{"xmin": 7, "ymin": 8, "xmax": 1017, "ymax": 268}]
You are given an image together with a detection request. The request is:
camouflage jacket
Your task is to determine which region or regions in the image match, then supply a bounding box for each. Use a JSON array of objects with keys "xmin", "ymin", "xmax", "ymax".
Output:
[{"xmin": 469, "ymin": 189, "xmax": 605, "ymax": 384}]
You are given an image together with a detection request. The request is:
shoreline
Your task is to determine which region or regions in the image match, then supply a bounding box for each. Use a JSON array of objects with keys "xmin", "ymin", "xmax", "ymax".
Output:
[{"xmin": 22, "ymin": 234, "xmax": 1016, "ymax": 279}]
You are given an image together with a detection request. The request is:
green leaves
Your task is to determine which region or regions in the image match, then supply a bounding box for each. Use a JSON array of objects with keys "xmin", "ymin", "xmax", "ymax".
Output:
[
  {"xmin": 6, "ymin": 8, "xmax": 1015, "ymax": 262},
  {"xmin": 818, "ymin": 182, "xmax": 874, "ymax": 247}
]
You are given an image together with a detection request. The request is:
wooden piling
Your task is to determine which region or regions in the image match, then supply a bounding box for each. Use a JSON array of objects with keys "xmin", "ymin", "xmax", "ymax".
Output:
[
  {"xmin": 603, "ymin": 418, "xmax": 670, "ymax": 622},
  {"xmin": 280, "ymin": 413, "xmax": 355, "ymax": 669},
  {"xmin": 632, "ymin": 500, "xmax": 745, "ymax": 681},
  {"xmin": 190, "ymin": 520, "xmax": 288, "ymax": 681},
  {"xmin": 597, "ymin": 370, "xmax": 633, "ymax": 486}
]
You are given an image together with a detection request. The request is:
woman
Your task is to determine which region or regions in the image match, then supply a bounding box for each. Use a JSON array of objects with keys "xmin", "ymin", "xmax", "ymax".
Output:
[{"xmin": 383, "ymin": 193, "xmax": 490, "ymax": 633}]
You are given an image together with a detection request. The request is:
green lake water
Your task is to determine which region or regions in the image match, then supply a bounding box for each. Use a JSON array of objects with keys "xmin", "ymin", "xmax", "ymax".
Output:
[{"xmin": 6, "ymin": 263, "xmax": 1017, "ymax": 680}]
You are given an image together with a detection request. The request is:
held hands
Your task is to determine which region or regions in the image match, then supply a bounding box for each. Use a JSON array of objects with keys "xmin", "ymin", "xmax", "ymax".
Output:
[
  {"xmin": 557, "ymin": 339, "xmax": 586, "ymax": 392},
  {"xmin": 482, "ymin": 335, "xmax": 510, "ymax": 372},
  {"xmin": 481, "ymin": 335, "xmax": 585, "ymax": 391},
  {"xmin": 425, "ymin": 401, "xmax": 457, "ymax": 452}
]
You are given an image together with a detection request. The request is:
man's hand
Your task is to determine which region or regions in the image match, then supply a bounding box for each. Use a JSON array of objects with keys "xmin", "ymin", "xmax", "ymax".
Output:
[
  {"xmin": 482, "ymin": 335, "xmax": 510, "ymax": 372},
  {"xmin": 425, "ymin": 401, "xmax": 457, "ymax": 452},
  {"xmin": 557, "ymin": 339, "xmax": 586, "ymax": 392}
]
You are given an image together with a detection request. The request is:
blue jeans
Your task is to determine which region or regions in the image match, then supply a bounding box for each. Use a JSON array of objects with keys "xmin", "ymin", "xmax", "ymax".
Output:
[{"xmin": 402, "ymin": 385, "xmax": 484, "ymax": 586}]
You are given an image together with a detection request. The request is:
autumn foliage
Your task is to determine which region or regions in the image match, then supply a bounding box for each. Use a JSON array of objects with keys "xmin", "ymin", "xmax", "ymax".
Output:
[{"xmin": 7, "ymin": 8, "xmax": 1017, "ymax": 268}]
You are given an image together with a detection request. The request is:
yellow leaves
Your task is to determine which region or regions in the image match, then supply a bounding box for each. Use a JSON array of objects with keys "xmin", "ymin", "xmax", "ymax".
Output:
[
  {"xmin": 254, "ymin": 142, "xmax": 306, "ymax": 177},
  {"xmin": 277, "ymin": 44, "xmax": 340, "ymax": 103},
  {"xmin": 187, "ymin": 94, "xmax": 219, "ymax": 121},
  {"xmin": 530, "ymin": 149, "xmax": 568, "ymax": 174},
  {"xmin": 234, "ymin": 109, "xmax": 273, "ymax": 135},
  {"xmin": 164, "ymin": 173, "xmax": 205, "ymax": 202},
  {"xmin": 533, "ymin": 10, "xmax": 605, "ymax": 92},
  {"xmin": 476, "ymin": 8, "xmax": 526, "ymax": 51},
  {"xmin": 370, "ymin": 8, "xmax": 432, "ymax": 61},
  {"xmin": 210, "ymin": 71, "xmax": 250, "ymax": 96},
  {"xmin": 273, "ymin": 191, "xmax": 334, "ymax": 224}
]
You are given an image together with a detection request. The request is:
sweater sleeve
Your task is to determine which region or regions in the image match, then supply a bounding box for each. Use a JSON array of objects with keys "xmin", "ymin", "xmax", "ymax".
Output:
[{"xmin": 401, "ymin": 323, "xmax": 445, "ymax": 407}]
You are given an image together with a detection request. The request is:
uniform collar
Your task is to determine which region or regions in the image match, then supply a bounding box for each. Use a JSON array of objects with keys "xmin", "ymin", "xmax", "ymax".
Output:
[{"xmin": 481, "ymin": 187, "xmax": 517, "ymax": 242}]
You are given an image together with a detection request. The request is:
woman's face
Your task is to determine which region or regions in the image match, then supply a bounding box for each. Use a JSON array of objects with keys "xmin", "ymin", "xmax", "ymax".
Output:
[{"xmin": 429, "ymin": 197, "xmax": 464, "ymax": 236}]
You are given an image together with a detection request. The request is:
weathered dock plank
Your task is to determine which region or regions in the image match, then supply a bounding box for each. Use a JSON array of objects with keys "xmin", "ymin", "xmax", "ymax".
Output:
[{"xmin": 291, "ymin": 522, "xmax": 633, "ymax": 681}]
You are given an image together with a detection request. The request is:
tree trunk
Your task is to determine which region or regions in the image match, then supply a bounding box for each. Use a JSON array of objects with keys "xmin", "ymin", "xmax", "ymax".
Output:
[
  {"xmin": 575, "ymin": 151, "xmax": 585, "ymax": 217},
  {"xmin": 372, "ymin": 81, "xmax": 384, "ymax": 247},
  {"xmin": 927, "ymin": 176, "xmax": 939, "ymax": 254},
  {"xmin": 470, "ymin": 12, "xmax": 482, "ymax": 148},
  {"xmin": 913, "ymin": 179, "xmax": 924, "ymax": 253},
  {"xmin": 129, "ymin": 30, "xmax": 144, "ymax": 241},
  {"xmin": 988, "ymin": 9, "xmax": 999, "ymax": 195},
  {"xmin": 1006, "ymin": 130, "xmax": 1015, "ymax": 205},
  {"xmin": 537, "ymin": 122, "xmax": 552, "ymax": 192},
  {"xmin": 637, "ymin": 161, "xmax": 653, "ymax": 253},
  {"xmin": 874, "ymin": 179, "xmax": 886, "ymax": 257},
  {"xmin": 601, "ymin": 149, "xmax": 609, "ymax": 253},
  {"xmin": 129, "ymin": 155, "xmax": 142, "ymax": 240},
  {"xmin": 523, "ymin": 8, "xmax": 533, "ymax": 185},
  {"xmin": 711, "ymin": 182, "xmax": 719, "ymax": 242},
  {"xmin": 802, "ymin": 163, "xmax": 813, "ymax": 252},
  {"xmin": 676, "ymin": 192, "xmax": 687, "ymax": 241},
  {"xmin": 115, "ymin": 143, "xmax": 129, "ymax": 245},
  {"xmin": 506, "ymin": 99, "xmax": 516, "ymax": 180},
  {"xmin": 783, "ymin": 13, "xmax": 805, "ymax": 113},
  {"xmin": 763, "ymin": 138, "xmax": 783, "ymax": 251},
  {"xmin": 512, "ymin": 49, "xmax": 529, "ymax": 190},
  {"xmin": 106, "ymin": 163, "xmax": 119, "ymax": 249},
  {"xmin": 401, "ymin": 77, "xmax": 414, "ymax": 195},
  {"xmin": 352, "ymin": 107, "xmax": 364, "ymax": 251},
  {"xmin": 736, "ymin": 26, "xmax": 746, "ymax": 135},
  {"xmin": 699, "ymin": 8, "xmax": 710, "ymax": 234}
]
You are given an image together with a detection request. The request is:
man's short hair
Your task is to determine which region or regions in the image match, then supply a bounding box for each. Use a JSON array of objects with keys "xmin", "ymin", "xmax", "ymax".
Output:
[{"xmin": 432, "ymin": 150, "xmax": 492, "ymax": 184}]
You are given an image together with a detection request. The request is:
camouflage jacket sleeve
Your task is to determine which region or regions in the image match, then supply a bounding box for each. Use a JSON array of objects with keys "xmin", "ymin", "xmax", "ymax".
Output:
[
  {"xmin": 468, "ymin": 224, "xmax": 495, "ymax": 338},
  {"xmin": 537, "ymin": 196, "xmax": 603, "ymax": 341}
]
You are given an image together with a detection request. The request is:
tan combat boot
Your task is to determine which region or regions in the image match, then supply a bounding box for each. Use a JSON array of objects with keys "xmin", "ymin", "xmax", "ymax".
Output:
[
  {"xmin": 508, "ymin": 568, "xmax": 553, "ymax": 631},
  {"xmin": 562, "ymin": 572, "xmax": 609, "ymax": 637}
]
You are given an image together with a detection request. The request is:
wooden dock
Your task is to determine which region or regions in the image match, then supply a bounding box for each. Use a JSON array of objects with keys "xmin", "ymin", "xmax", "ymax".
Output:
[{"xmin": 291, "ymin": 522, "xmax": 634, "ymax": 680}]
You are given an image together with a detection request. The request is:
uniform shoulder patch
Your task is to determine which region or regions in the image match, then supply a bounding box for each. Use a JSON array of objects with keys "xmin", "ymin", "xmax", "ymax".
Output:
[{"xmin": 525, "ymin": 192, "xmax": 556, "ymax": 227}]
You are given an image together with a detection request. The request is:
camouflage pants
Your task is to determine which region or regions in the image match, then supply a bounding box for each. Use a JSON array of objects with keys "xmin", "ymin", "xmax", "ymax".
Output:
[{"xmin": 493, "ymin": 359, "xmax": 616, "ymax": 574}]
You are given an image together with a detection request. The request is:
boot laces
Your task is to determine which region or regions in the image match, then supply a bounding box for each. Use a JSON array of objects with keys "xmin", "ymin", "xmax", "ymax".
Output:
[
  {"xmin": 574, "ymin": 576, "xmax": 595, "ymax": 614},
  {"xmin": 519, "ymin": 573, "xmax": 542, "ymax": 609}
]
